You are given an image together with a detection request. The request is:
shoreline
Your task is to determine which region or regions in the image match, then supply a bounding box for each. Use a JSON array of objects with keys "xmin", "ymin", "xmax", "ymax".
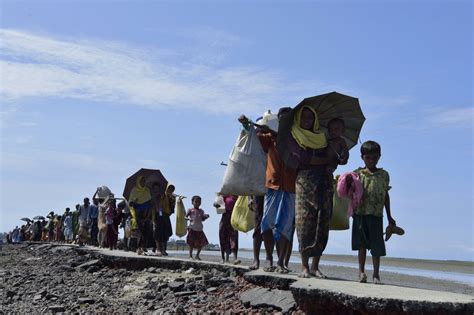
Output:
[
  {"xmin": 226, "ymin": 248, "xmax": 474, "ymax": 274},
  {"xmin": 165, "ymin": 251, "xmax": 473, "ymax": 295}
]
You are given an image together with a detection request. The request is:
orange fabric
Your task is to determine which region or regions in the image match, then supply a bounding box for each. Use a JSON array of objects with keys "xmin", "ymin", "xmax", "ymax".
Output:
[{"xmin": 258, "ymin": 132, "xmax": 297, "ymax": 193}]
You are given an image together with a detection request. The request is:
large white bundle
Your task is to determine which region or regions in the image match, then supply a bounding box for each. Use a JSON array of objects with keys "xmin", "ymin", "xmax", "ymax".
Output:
[
  {"xmin": 220, "ymin": 126, "xmax": 267, "ymax": 196},
  {"xmin": 96, "ymin": 186, "xmax": 113, "ymax": 200}
]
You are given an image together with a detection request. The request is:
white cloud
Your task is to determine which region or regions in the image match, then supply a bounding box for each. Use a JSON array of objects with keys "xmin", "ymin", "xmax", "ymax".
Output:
[
  {"xmin": 0, "ymin": 29, "xmax": 307, "ymax": 115},
  {"xmin": 428, "ymin": 107, "xmax": 474, "ymax": 127}
]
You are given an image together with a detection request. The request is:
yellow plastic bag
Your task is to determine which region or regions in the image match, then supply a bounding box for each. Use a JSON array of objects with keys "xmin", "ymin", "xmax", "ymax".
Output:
[
  {"xmin": 330, "ymin": 177, "xmax": 349, "ymax": 230},
  {"xmin": 129, "ymin": 207, "xmax": 138, "ymax": 230},
  {"xmin": 175, "ymin": 198, "xmax": 187, "ymax": 238},
  {"xmin": 231, "ymin": 196, "xmax": 255, "ymax": 233}
]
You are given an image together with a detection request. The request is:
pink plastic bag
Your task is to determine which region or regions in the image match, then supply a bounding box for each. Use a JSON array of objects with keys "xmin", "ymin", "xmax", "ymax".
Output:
[{"xmin": 337, "ymin": 172, "xmax": 363, "ymax": 216}]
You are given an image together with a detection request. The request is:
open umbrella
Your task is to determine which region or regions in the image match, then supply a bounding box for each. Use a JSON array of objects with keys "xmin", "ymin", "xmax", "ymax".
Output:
[
  {"xmin": 123, "ymin": 168, "xmax": 168, "ymax": 200},
  {"xmin": 20, "ymin": 217, "xmax": 31, "ymax": 222},
  {"xmin": 33, "ymin": 216, "xmax": 45, "ymax": 221},
  {"xmin": 276, "ymin": 91, "xmax": 365, "ymax": 166}
]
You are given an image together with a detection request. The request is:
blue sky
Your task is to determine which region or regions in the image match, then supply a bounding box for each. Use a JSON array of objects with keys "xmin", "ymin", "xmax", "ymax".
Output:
[{"xmin": 1, "ymin": 1, "xmax": 472, "ymax": 261}]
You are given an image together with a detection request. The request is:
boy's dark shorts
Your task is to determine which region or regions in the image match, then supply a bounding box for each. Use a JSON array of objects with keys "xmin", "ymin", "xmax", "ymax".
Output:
[{"xmin": 352, "ymin": 214, "xmax": 386, "ymax": 257}]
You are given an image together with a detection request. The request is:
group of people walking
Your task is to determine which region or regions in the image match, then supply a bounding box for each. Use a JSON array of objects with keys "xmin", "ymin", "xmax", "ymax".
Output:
[
  {"xmin": 9, "ymin": 101, "xmax": 400, "ymax": 284},
  {"xmin": 236, "ymin": 105, "xmax": 398, "ymax": 283}
]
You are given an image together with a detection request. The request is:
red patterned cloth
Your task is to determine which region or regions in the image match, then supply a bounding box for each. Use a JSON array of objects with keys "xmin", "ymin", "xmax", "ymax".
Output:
[{"xmin": 186, "ymin": 229, "xmax": 209, "ymax": 249}]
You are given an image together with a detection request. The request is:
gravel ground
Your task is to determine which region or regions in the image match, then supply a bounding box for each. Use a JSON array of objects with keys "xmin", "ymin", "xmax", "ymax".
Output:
[{"xmin": 0, "ymin": 243, "xmax": 304, "ymax": 314}]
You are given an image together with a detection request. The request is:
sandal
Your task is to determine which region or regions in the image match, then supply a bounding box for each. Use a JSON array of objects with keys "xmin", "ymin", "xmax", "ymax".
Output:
[
  {"xmin": 263, "ymin": 266, "xmax": 276, "ymax": 272},
  {"xmin": 385, "ymin": 225, "xmax": 405, "ymax": 241},
  {"xmin": 276, "ymin": 266, "xmax": 289, "ymax": 274}
]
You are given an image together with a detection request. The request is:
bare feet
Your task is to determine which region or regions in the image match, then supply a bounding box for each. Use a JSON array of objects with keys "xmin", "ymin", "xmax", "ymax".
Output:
[
  {"xmin": 373, "ymin": 276, "xmax": 382, "ymax": 284},
  {"xmin": 233, "ymin": 259, "xmax": 241, "ymax": 265},
  {"xmin": 249, "ymin": 260, "xmax": 260, "ymax": 270},
  {"xmin": 298, "ymin": 267, "xmax": 311, "ymax": 278},
  {"xmin": 313, "ymin": 269, "xmax": 327, "ymax": 279},
  {"xmin": 359, "ymin": 272, "xmax": 367, "ymax": 283}
]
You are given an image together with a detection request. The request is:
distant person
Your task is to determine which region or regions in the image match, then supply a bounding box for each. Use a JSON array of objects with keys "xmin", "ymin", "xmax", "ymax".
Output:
[
  {"xmin": 47, "ymin": 212, "xmax": 55, "ymax": 242},
  {"xmin": 72, "ymin": 204, "xmax": 80, "ymax": 242},
  {"xmin": 186, "ymin": 196, "xmax": 209, "ymax": 260},
  {"xmin": 63, "ymin": 209, "xmax": 73, "ymax": 243},
  {"xmin": 40, "ymin": 219, "xmax": 47, "ymax": 241},
  {"xmin": 54, "ymin": 215, "xmax": 63, "ymax": 242},
  {"xmin": 78, "ymin": 198, "xmax": 92, "ymax": 246},
  {"xmin": 105, "ymin": 198, "xmax": 118, "ymax": 250},
  {"xmin": 120, "ymin": 206, "xmax": 132, "ymax": 251},
  {"xmin": 114, "ymin": 201, "xmax": 125, "ymax": 248},
  {"xmin": 129, "ymin": 176, "xmax": 152, "ymax": 255},
  {"xmin": 12, "ymin": 226, "xmax": 20, "ymax": 243},
  {"xmin": 32, "ymin": 219, "xmax": 42, "ymax": 241},
  {"xmin": 344, "ymin": 141, "xmax": 398, "ymax": 284},
  {"xmin": 89, "ymin": 198, "xmax": 100, "ymax": 246},
  {"xmin": 152, "ymin": 183, "xmax": 176, "ymax": 256},
  {"xmin": 216, "ymin": 195, "xmax": 240, "ymax": 264}
]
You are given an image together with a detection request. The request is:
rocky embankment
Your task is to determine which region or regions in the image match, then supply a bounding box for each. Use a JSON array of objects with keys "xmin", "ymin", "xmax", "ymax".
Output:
[
  {"xmin": 0, "ymin": 243, "xmax": 301, "ymax": 314},
  {"xmin": 2, "ymin": 243, "xmax": 473, "ymax": 314}
]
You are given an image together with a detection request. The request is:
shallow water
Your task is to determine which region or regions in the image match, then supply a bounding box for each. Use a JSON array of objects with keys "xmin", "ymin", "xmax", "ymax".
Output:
[{"xmin": 168, "ymin": 250, "xmax": 474, "ymax": 286}]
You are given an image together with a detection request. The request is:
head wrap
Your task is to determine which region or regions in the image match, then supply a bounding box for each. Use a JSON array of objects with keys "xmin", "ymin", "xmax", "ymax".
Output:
[
  {"xmin": 129, "ymin": 175, "xmax": 152, "ymax": 204},
  {"xmin": 291, "ymin": 106, "xmax": 327, "ymax": 149}
]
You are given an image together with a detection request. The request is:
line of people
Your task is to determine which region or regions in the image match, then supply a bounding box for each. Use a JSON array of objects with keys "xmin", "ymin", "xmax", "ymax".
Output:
[{"xmin": 8, "ymin": 105, "xmax": 400, "ymax": 284}]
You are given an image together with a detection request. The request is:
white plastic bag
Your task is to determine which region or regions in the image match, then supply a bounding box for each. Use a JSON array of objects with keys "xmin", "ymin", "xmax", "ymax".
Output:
[
  {"xmin": 256, "ymin": 110, "xmax": 279, "ymax": 132},
  {"xmin": 214, "ymin": 195, "xmax": 226, "ymax": 214},
  {"xmin": 220, "ymin": 125, "xmax": 267, "ymax": 196}
]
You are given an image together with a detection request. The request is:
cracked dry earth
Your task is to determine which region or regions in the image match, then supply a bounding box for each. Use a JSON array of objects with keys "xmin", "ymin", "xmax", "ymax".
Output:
[{"xmin": 0, "ymin": 243, "xmax": 303, "ymax": 314}]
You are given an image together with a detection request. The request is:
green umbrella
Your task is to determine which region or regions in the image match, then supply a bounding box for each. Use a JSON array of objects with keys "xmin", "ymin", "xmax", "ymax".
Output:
[{"xmin": 276, "ymin": 91, "xmax": 365, "ymax": 166}]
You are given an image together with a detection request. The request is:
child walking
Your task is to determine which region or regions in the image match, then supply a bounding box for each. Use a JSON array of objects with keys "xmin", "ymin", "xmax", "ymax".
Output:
[
  {"xmin": 346, "ymin": 140, "xmax": 397, "ymax": 284},
  {"xmin": 105, "ymin": 198, "xmax": 118, "ymax": 250},
  {"xmin": 186, "ymin": 196, "xmax": 209, "ymax": 260}
]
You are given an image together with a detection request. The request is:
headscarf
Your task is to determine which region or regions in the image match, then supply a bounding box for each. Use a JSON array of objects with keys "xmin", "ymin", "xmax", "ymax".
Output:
[
  {"xmin": 129, "ymin": 175, "xmax": 152, "ymax": 205},
  {"xmin": 291, "ymin": 106, "xmax": 327, "ymax": 150}
]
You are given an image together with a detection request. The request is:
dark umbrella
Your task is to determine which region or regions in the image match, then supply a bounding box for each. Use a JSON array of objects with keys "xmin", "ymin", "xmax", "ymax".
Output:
[
  {"xmin": 20, "ymin": 217, "xmax": 31, "ymax": 222},
  {"xmin": 276, "ymin": 91, "xmax": 365, "ymax": 166},
  {"xmin": 123, "ymin": 168, "xmax": 168, "ymax": 200},
  {"xmin": 32, "ymin": 216, "xmax": 45, "ymax": 221}
]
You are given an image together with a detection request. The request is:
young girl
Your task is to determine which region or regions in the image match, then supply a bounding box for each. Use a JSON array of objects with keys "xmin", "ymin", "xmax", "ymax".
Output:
[{"xmin": 186, "ymin": 196, "xmax": 209, "ymax": 260}]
